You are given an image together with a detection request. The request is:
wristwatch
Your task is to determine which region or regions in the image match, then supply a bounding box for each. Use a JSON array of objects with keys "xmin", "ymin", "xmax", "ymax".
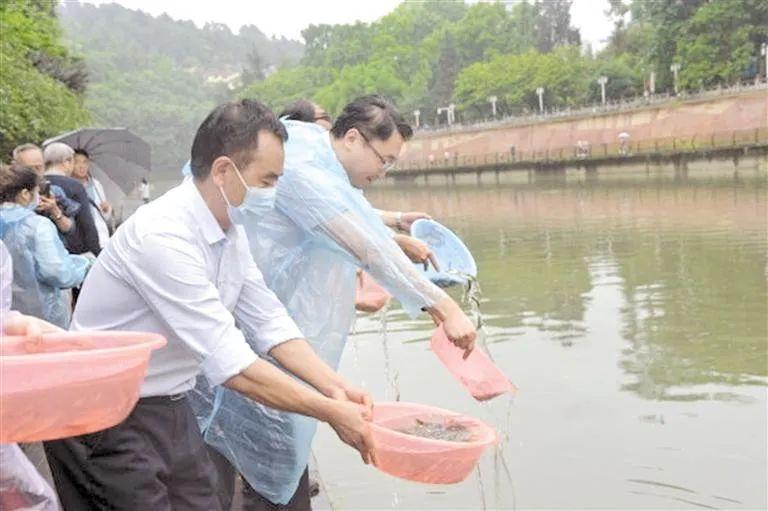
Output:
[
  {"xmin": 395, "ymin": 211, "xmax": 403, "ymax": 231},
  {"xmin": 53, "ymin": 211, "xmax": 63, "ymax": 221}
]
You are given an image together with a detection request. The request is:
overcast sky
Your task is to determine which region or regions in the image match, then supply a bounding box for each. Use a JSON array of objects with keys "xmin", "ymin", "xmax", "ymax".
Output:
[{"xmin": 77, "ymin": 0, "xmax": 614, "ymax": 49}]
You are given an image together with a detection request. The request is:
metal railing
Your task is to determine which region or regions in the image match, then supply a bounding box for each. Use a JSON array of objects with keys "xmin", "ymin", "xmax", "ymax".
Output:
[
  {"xmin": 417, "ymin": 79, "xmax": 768, "ymax": 136},
  {"xmin": 396, "ymin": 127, "xmax": 768, "ymax": 172}
]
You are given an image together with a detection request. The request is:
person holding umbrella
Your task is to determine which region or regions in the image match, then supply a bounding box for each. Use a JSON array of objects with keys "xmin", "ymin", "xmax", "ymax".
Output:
[{"xmin": 72, "ymin": 148, "xmax": 112, "ymax": 248}]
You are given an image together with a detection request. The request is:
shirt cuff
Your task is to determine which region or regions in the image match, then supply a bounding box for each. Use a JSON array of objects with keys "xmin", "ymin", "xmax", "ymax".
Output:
[
  {"xmin": 243, "ymin": 315, "xmax": 304, "ymax": 356},
  {"xmin": 200, "ymin": 326, "xmax": 259, "ymax": 387}
]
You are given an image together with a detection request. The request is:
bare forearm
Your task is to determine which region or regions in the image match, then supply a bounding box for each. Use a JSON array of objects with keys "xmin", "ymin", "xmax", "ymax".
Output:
[
  {"xmin": 378, "ymin": 209, "xmax": 398, "ymax": 229},
  {"xmin": 223, "ymin": 357, "xmax": 335, "ymax": 422},
  {"xmin": 269, "ymin": 338, "xmax": 346, "ymax": 397},
  {"xmin": 54, "ymin": 215, "xmax": 73, "ymax": 233}
]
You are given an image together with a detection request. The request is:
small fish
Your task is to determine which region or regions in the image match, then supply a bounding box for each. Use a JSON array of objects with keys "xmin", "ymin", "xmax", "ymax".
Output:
[{"xmin": 397, "ymin": 418, "xmax": 474, "ymax": 442}]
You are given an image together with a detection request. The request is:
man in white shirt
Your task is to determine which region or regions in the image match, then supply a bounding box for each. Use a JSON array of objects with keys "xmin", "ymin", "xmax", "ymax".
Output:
[{"xmin": 43, "ymin": 99, "xmax": 375, "ymax": 511}]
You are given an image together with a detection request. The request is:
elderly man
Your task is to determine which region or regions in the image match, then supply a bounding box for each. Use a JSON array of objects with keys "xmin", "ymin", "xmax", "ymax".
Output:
[
  {"xmin": 42, "ymin": 142, "xmax": 101, "ymax": 256},
  {"xmin": 12, "ymin": 143, "xmax": 76, "ymax": 237}
]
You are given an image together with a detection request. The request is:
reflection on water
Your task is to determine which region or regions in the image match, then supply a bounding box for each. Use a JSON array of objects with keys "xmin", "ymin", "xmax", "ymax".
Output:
[{"xmin": 312, "ymin": 169, "xmax": 767, "ymax": 509}]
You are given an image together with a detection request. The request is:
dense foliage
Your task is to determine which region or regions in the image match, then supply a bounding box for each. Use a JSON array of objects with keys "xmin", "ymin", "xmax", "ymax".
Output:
[
  {"xmin": 242, "ymin": 0, "xmax": 767, "ymax": 124},
  {"xmin": 57, "ymin": 1, "xmax": 304, "ymax": 172},
  {"xmin": 0, "ymin": 1, "xmax": 91, "ymax": 159}
]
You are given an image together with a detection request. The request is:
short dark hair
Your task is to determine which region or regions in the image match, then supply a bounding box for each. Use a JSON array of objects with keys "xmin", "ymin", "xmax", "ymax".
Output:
[
  {"xmin": 278, "ymin": 99, "xmax": 317, "ymax": 123},
  {"xmin": 190, "ymin": 99, "xmax": 288, "ymax": 179},
  {"xmin": 330, "ymin": 95, "xmax": 413, "ymax": 142},
  {"xmin": 0, "ymin": 165, "xmax": 39, "ymax": 202},
  {"xmin": 74, "ymin": 148, "xmax": 90, "ymax": 159}
]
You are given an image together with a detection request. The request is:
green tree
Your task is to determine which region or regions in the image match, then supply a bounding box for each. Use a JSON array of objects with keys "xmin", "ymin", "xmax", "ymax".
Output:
[
  {"xmin": 238, "ymin": 66, "xmax": 335, "ymax": 112},
  {"xmin": 453, "ymin": 47, "xmax": 590, "ymax": 116},
  {"xmin": 675, "ymin": 0, "xmax": 768, "ymax": 89},
  {"xmin": 535, "ymin": 0, "xmax": 581, "ymax": 52},
  {"xmin": 0, "ymin": 0, "xmax": 90, "ymax": 158}
]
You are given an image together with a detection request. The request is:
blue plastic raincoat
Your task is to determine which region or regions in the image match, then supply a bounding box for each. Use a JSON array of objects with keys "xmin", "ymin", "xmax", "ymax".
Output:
[
  {"xmin": 0, "ymin": 204, "xmax": 89, "ymax": 328},
  {"xmin": 193, "ymin": 121, "xmax": 448, "ymax": 504}
]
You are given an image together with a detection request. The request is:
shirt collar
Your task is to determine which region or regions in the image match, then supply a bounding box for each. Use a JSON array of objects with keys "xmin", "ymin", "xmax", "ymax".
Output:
[
  {"xmin": 44, "ymin": 168, "xmax": 67, "ymax": 176},
  {"xmin": 181, "ymin": 178, "xmax": 227, "ymax": 245}
]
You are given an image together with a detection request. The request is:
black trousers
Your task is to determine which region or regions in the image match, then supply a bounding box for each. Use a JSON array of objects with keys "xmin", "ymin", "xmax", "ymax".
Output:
[
  {"xmin": 208, "ymin": 445, "xmax": 311, "ymax": 511},
  {"xmin": 44, "ymin": 395, "xmax": 221, "ymax": 511}
]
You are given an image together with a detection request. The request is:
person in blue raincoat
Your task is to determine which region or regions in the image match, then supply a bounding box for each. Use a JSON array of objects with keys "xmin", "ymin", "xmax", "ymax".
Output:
[
  {"xmin": 197, "ymin": 95, "xmax": 477, "ymax": 508},
  {"xmin": 0, "ymin": 165, "xmax": 90, "ymax": 328}
]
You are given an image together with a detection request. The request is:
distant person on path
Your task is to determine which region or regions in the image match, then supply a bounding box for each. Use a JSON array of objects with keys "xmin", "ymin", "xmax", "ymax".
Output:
[
  {"xmin": 618, "ymin": 132, "xmax": 631, "ymax": 156},
  {"xmin": 42, "ymin": 143, "xmax": 101, "ymax": 256},
  {"xmin": 139, "ymin": 177, "xmax": 151, "ymax": 204},
  {"xmin": 72, "ymin": 148, "xmax": 112, "ymax": 248}
]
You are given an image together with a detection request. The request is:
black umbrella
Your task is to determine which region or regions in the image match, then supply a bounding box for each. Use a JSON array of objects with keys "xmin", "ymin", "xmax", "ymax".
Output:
[{"xmin": 43, "ymin": 128, "xmax": 151, "ymax": 194}]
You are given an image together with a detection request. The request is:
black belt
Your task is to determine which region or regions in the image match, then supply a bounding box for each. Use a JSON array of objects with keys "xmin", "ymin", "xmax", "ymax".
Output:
[{"xmin": 138, "ymin": 393, "xmax": 187, "ymax": 404}]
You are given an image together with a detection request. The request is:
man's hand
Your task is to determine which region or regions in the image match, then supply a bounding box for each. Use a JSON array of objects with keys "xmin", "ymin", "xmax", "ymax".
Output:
[
  {"xmin": 426, "ymin": 298, "xmax": 476, "ymax": 358},
  {"xmin": 325, "ymin": 400, "xmax": 377, "ymax": 465},
  {"xmin": 393, "ymin": 234, "xmax": 439, "ymax": 271},
  {"xmin": 2, "ymin": 311, "xmax": 61, "ymax": 337},
  {"xmin": 36, "ymin": 195, "xmax": 61, "ymax": 218},
  {"xmin": 399, "ymin": 211, "xmax": 430, "ymax": 232},
  {"xmin": 326, "ymin": 382, "xmax": 373, "ymax": 419}
]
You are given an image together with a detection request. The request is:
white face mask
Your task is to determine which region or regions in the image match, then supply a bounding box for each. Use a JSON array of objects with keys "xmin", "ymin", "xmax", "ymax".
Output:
[{"xmin": 218, "ymin": 160, "xmax": 276, "ymax": 226}]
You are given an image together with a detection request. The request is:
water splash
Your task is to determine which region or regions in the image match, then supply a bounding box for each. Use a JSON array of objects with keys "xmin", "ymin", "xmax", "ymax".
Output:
[
  {"xmin": 461, "ymin": 276, "xmax": 518, "ymax": 510},
  {"xmin": 476, "ymin": 464, "xmax": 488, "ymax": 511},
  {"xmin": 378, "ymin": 303, "xmax": 401, "ymax": 401},
  {"xmin": 350, "ymin": 333, "xmax": 366, "ymax": 389}
]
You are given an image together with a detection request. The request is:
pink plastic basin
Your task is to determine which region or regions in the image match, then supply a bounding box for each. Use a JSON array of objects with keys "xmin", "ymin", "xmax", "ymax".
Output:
[
  {"xmin": 431, "ymin": 325, "xmax": 517, "ymax": 401},
  {"xmin": 371, "ymin": 401, "xmax": 498, "ymax": 484},
  {"xmin": 355, "ymin": 272, "xmax": 391, "ymax": 313},
  {"xmin": 0, "ymin": 331, "xmax": 166, "ymax": 443}
]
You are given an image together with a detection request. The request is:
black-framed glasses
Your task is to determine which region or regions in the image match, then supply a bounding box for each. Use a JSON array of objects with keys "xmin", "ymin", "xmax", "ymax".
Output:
[
  {"xmin": 314, "ymin": 113, "xmax": 332, "ymax": 123},
  {"xmin": 358, "ymin": 130, "xmax": 397, "ymax": 171}
]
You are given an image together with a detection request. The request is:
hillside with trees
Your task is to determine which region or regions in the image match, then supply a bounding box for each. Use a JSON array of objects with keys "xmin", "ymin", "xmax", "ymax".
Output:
[
  {"xmin": 57, "ymin": 1, "xmax": 304, "ymax": 173},
  {"xmin": 0, "ymin": 1, "xmax": 91, "ymax": 158},
  {"xmin": 4, "ymin": 0, "xmax": 765, "ymax": 172}
]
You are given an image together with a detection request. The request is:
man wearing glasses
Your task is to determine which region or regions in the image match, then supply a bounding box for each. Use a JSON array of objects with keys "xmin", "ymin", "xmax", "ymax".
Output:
[{"xmin": 199, "ymin": 95, "xmax": 477, "ymax": 509}]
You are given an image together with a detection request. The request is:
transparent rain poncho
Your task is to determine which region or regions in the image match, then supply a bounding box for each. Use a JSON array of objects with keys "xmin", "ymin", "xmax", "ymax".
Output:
[
  {"xmin": 0, "ymin": 205, "xmax": 89, "ymax": 328},
  {"xmin": 193, "ymin": 120, "xmax": 448, "ymax": 504}
]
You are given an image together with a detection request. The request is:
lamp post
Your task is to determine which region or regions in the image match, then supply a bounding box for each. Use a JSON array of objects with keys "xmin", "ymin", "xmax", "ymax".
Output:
[
  {"xmin": 761, "ymin": 43, "xmax": 768, "ymax": 81},
  {"xmin": 670, "ymin": 63, "xmax": 681, "ymax": 95},
  {"xmin": 413, "ymin": 109, "xmax": 421, "ymax": 129},
  {"xmin": 488, "ymin": 95, "xmax": 498, "ymax": 118},
  {"xmin": 597, "ymin": 75, "xmax": 608, "ymax": 105},
  {"xmin": 437, "ymin": 105, "xmax": 455, "ymax": 126},
  {"xmin": 649, "ymin": 71, "xmax": 656, "ymax": 95},
  {"xmin": 535, "ymin": 87, "xmax": 544, "ymax": 113}
]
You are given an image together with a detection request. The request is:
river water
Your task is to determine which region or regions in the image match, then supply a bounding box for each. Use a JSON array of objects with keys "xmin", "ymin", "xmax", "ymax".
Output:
[{"xmin": 311, "ymin": 167, "xmax": 767, "ymax": 510}]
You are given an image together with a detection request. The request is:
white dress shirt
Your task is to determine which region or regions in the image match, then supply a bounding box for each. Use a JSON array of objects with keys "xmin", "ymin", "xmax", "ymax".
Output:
[{"xmin": 71, "ymin": 178, "xmax": 303, "ymax": 397}]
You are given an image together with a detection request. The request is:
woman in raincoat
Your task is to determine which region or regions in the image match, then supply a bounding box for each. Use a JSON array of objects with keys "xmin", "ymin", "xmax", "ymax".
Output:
[
  {"xmin": 196, "ymin": 96, "xmax": 476, "ymax": 508},
  {"xmin": 0, "ymin": 165, "xmax": 90, "ymax": 328}
]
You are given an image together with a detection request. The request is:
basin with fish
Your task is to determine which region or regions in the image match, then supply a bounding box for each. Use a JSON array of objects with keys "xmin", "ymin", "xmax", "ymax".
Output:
[{"xmin": 370, "ymin": 401, "xmax": 498, "ymax": 484}]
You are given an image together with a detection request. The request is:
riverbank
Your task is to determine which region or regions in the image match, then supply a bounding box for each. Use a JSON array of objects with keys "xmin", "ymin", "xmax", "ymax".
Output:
[{"xmin": 401, "ymin": 87, "xmax": 768, "ymax": 166}]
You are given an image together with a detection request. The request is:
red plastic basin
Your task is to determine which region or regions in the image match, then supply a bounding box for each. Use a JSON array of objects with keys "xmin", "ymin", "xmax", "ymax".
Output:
[
  {"xmin": 371, "ymin": 401, "xmax": 498, "ymax": 484},
  {"xmin": 0, "ymin": 331, "xmax": 165, "ymax": 442}
]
